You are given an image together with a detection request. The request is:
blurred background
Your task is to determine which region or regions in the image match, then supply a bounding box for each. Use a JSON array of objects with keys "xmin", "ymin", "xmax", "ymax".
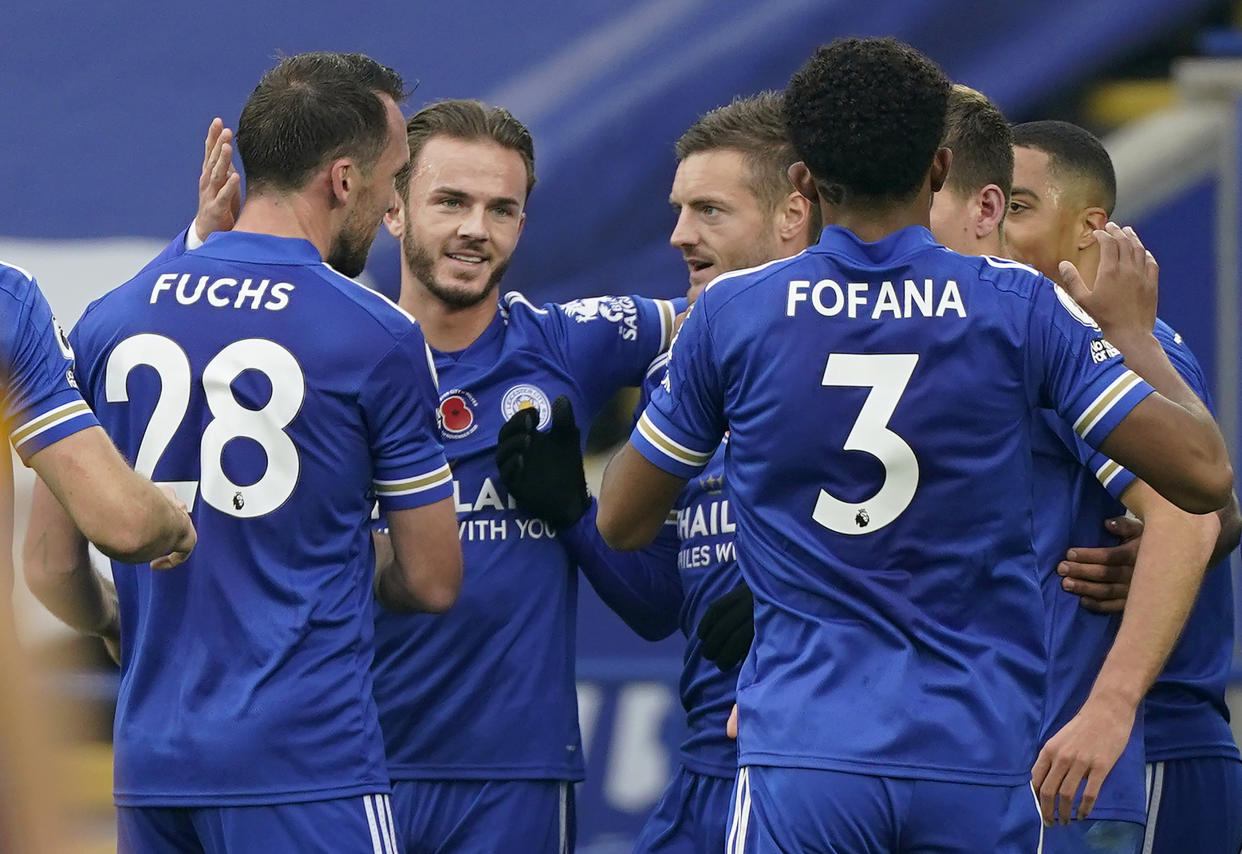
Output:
[{"xmin": 3, "ymin": 1, "xmax": 1242, "ymax": 851}]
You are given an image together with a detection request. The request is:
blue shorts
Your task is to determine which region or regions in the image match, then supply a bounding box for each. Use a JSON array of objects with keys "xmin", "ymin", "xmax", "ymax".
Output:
[
  {"xmin": 390, "ymin": 779, "xmax": 573, "ymax": 854},
  {"xmin": 726, "ymin": 766, "xmax": 1042, "ymax": 854},
  {"xmin": 1043, "ymin": 818, "xmax": 1143, "ymax": 854},
  {"xmin": 1143, "ymin": 757, "xmax": 1242, "ymax": 854},
  {"xmin": 633, "ymin": 766, "xmax": 734, "ymax": 854},
  {"xmin": 117, "ymin": 794, "xmax": 401, "ymax": 854}
]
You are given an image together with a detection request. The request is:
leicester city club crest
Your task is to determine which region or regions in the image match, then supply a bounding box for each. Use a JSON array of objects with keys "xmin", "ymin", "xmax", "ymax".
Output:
[{"xmin": 500, "ymin": 383, "xmax": 551, "ymax": 428}]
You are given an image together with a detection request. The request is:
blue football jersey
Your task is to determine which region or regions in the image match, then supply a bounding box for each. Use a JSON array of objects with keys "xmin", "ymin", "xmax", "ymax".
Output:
[
  {"xmin": 632, "ymin": 225, "xmax": 1156, "ymax": 786},
  {"xmin": 0, "ymin": 261, "xmax": 97, "ymax": 458},
  {"xmin": 70, "ymin": 231, "xmax": 453, "ymax": 806},
  {"xmin": 1139, "ymin": 322, "xmax": 1239, "ymax": 763},
  {"xmin": 638, "ymin": 356, "xmax": 742, "ymax": 779},
  {"xmin": 1031, "ymin": 411, "xmax": 1145, "ymax": 822},
  {"xmin": 372, "ymin": 291, "xmax": 677, "ymax": 780}
]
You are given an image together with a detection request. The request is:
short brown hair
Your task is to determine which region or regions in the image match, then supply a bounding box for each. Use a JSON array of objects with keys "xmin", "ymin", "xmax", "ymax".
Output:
[
  {"xmin": 396, "ymin": 99, "xmax": 536, "ymax": 201},
  {"xmin": 676, "ymin": 91, "xmax": 821, "ymax": 236},
  {"xmin": 237, "ymin": 52, "xmax": 407, "ymax": 194},
  {"xmin": 942, "ymin": 85, "xmax": 1013, "ymax": 203}
]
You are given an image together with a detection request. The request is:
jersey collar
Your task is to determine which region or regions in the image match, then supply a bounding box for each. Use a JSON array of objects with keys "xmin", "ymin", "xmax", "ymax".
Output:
[
  {"xmin": 195, "ymin": 231, "xmax": 325, "ymax": 266},
  {"xmin": 812, "ymin": 224, "xmax": 939, "ymax": 267}
]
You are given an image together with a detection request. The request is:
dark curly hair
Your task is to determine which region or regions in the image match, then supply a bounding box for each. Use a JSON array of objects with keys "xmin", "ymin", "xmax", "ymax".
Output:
[
  {"xmin": 784, "ymin": 38, "xmax": 950, "ymax": 204},
  {"xmin": 1011, "ymin": 120, "xmax": 1116, "ymax": 216}
]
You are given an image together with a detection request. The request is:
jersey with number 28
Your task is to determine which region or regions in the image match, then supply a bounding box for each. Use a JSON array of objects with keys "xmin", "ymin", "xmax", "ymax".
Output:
[
  {"xmin": 631, "ymin": 225, "xmax": 1155, "ymax": 786},
  {"xmin": 70, "ymin": 231, "xmax": 452, "ymax": 806}
]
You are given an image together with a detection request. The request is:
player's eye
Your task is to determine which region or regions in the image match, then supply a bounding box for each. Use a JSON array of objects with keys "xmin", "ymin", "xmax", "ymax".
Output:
[
  {"xmin": 439, "ymin": 198, "xmax": 462, "ymax": 209},
  {"xmin": 700, "ymin": 205, "xmax": 720, "ymax": 218},
  {"xmin": 1008, "ymin": 201, "xmax": 1027, "ymax": 215}
]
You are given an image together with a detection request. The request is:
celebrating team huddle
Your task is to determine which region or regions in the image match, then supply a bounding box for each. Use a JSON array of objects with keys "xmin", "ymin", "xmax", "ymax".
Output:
[{"xmin": 6, "ymin": 35, "xmax": 1240, "ymax": 854}]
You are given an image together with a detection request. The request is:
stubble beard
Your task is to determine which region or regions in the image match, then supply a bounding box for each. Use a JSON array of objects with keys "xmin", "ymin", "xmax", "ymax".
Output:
[{"xmin": 402, "ymin": 225, "xmax": 511, "ymax": 311}]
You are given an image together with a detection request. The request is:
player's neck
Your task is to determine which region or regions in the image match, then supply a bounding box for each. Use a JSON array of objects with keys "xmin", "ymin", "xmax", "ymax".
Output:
[
  {"xmin": 234, "ymin": 195, "xmax": 336, "ymax": 262},
  {"xmin": 820, "ymin": 187, "xmax": 934, "ymax": 244},
  {"xmin": 398, "ymin": 276, "xmax": 496, "ymax": 353}
]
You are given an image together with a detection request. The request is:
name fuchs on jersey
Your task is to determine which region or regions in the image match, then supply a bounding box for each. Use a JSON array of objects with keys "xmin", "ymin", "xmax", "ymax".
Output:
[
  {"xmin": 785, "ymin": 278, "xmax": 967, "ymax": 319},
  {"xmin": 149, "ymin": 272, "xmax": 294, "ymax": 311}
]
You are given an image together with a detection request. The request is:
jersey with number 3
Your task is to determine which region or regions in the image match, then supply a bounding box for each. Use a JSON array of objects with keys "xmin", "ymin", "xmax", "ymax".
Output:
[
  {"xmin": 70, "ymin": 231, "xmax": 453, "ymax": 806},
  {"xmin": 631, "ymin": 225, "xmax": 1156, "ymax": 786}
]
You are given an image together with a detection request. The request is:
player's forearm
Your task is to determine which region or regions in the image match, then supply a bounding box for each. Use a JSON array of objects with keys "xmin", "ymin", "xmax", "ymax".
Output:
[
  {"xmin": 598, "ymin": 443, "xmax": 686, "ymax": 550},
  {"xmin": 562, "ymin": 500, "xmax": 683, "ymax": 641},
  {"xmin": 23, "ymin": 486, "xmax": 118, "ymax": 639},
  {"xmin": 1086, "ymin": 488, "xmax": 1217, "ymax": 710}
]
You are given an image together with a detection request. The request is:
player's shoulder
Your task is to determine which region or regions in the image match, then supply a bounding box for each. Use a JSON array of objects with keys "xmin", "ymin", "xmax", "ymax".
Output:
[
  {"xmin": 958, "ymin": 252, "xmax": 1048, "ymax": 298},
  {"xmin": 311, "ymin": 263, "xmax": 420, "ymax": 340},
  {"xmin": 701, "ymin": 250, "xmax": 811, "ymax": 305},
  {"xmin": 1153, "ymin": 316, "xmax": 1191, "ymax": 354},
  {"xmin": 0, "ymin": 259, "xmax": 40, "ymax": 307}
]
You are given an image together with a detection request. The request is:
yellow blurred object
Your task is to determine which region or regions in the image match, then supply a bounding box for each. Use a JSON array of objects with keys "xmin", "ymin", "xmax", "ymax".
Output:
[
  {"xmin": 1085, "ymin": 79, "xmax": 1178, "ymax": 127},
  {"xmin": 58, "ymin": 742, "xmax": 114, "ymax": 809}
]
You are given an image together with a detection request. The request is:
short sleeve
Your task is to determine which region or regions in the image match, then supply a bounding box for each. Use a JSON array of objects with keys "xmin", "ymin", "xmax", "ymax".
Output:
[
  {"xmin": 630, "ymin": 296, "xmax": 726, "ymax": 479},
  {"xmin": 1028, "ymin": 283, "xmax": 1154, "ymax": 451},
  {"xmin": 1055, "ymin": 319, "xmax": 1213, "ymax": 502},
  {"xmin": 1, "ymin": 272, "xmax": 98, "ymax": 463},
  {"xmin": 361, "ymin": 324, "xmax": 453, "ymax": 511},
  {"xmin": 553, "ymin": 295, "xmax": 682, "ymax": 414}
]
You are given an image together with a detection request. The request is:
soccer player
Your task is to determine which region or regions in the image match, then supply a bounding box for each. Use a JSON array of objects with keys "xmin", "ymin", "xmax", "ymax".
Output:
[
  {"xmin": 367, "ymin": 100, "xmax": 681, "ymax": 853},
  {"xmin": 0, "ymin": 255, "xmax": 193, "ymax": 853},
  {"xmin": 597, "ymin": 36, "xmax": 1232, "ymax": 853},
  {"xmin": 1005, "ymin": 120, "xmax": 1242, "ymax": 853},
  {"xmin": 930, "ymin": 105, "xmax": 1227, "ymax": 850},
  {"xmin": 28, "ymin": 52, "xmax": 463, "ymax": 854}
]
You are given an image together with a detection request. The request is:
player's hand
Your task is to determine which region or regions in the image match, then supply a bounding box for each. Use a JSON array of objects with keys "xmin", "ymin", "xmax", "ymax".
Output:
[
  {"xmin": 696, "ymin": 581, "xmax": 754, "ymax": 671},
  {"xmin": 196, "ymin": 118, "xmax": 242, "ymax": 243},
  {"xmin": 726, "ymin": 703, "xmax": 738, "ymax": 740},
  {"xmin": 151, "ymin": 485, "xmax": 196, "ymax": 570},
  {"xmin": 1058, "ymin": 516, "xmax": 1143, "ymax": 614},
  {"xmin": 1031, "ymin": 692, "xmax": 1135, "ymax": 826},
  {"xmin": 1058, "ymin": 222, "xmax": 1157, "ymax": 342},
  {"xmin": 495, "ymin": 395, "xmax": 590, "ymax": 529}
]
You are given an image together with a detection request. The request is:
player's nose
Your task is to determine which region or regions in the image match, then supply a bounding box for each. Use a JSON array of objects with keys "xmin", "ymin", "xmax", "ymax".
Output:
[{"xmin": 669, "ymin": 210, "xmax": 697, "ymax": 249}]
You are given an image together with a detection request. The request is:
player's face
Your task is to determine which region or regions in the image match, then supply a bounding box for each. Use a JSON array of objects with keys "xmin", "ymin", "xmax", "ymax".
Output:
[
  {"xmin": 399, "ymin": 136, "xmax": 527, "ymax": 310},
  {"xmin": 670, "ymin": 150, "xmax": 781, "ymax": 303},
  {"xmin": 928, "ymin": 187, "xmax": 974, "ymax": 254},
  {"xmin": 329, "ymin": 95, "xmax": 411, "ymax": 278},
  {"xmin": 1003, "ymin": 146, "xmax": 1081, "ymax": 280}
]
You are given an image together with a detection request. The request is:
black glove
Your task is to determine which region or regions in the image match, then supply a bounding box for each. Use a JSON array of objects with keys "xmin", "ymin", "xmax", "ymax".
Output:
[
  {"xmin": 495, "ymin": 394, "xmax": 591, "ymax": 529},
  {"xmin": 696, "ymin": 581, "xmax": 754, "ymax": 672}
]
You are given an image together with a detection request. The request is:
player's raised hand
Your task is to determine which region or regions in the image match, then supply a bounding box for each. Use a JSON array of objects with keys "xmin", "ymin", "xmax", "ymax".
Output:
[
  {"xmin": 1031, "ymin": 691, "xmax": 1135, "ymax": 826},
  {"xmin": 150, "ymin": 485, "xmax": 196, "ymax": 570},
  {"xmin": 196, "ymin": 118, "xmax": 242, "ymax": 243},
  {"xmin": 1058, "ymin": 516, "xmax": 1143, "ymax": 614},
  {"xmin": 696, "ymin": 581, "xmax": 754, "ymax": 671},
  {"xmin": 495, "ymin": 395, "xmax": 590, "ymax": 529},
  {"xmin": 1058, "ymin": 222, "xmax": 1158, "ymax": 343}
]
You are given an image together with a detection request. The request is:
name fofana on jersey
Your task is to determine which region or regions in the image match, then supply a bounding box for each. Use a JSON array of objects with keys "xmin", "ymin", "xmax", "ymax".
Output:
[
  {"xmin": 786, "ymin": 278, "xmax": 966, "ymax": 319},
  {"xmin": 150, "ymin": 273, "xmax": 294, "ymax": 311}
]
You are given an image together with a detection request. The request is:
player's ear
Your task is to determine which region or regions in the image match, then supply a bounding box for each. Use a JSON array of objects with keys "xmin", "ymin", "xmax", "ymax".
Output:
[
  {"xmin": 788, "ymin": 162, "xmax": 818, "ymax": 204},
  {"xmin": 975, "ymin": 184, "xmax": 1006, "ymax": 239},
  {"xmin": 777, "ymin": 190, "xmax": 811, "ymax": 242},
  {"xmin": 384, "ymin": 195, "xmax": 406, "ymax": 239},
  {"xmin": 928, "ymin": 147, "xmax": 952, "ymax": 194},
  {"xmin": 328, "ymin": 158, "xmax": 354, "ymax": 208},
  {"xmin": 1078, "ymin": 206, "xmax": 1108, "ymax": 249}
]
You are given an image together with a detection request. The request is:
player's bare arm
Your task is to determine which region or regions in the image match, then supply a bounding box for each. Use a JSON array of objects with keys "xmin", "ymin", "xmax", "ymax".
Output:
[
  {"xmin": 1031, "ymin": 478, "xmax": 1218, "ymax": 825},
  {"xmin": 374, "ymin": 497, "xmax": 462, "ymax": 613},
  {"xmin": 1063, "ymin": 224, "xmax": 1233, "ymax": 512},
  {"xmin": 23, "ymin": 476, "xmax": 123, "ymax": 662},
  {"xmin": 597, "ymin": 443, "xmax": 688, "ymax": 551},
  {"xmin": 27, "ymin": 426, "xmax": 195, "ymax": 564}
]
